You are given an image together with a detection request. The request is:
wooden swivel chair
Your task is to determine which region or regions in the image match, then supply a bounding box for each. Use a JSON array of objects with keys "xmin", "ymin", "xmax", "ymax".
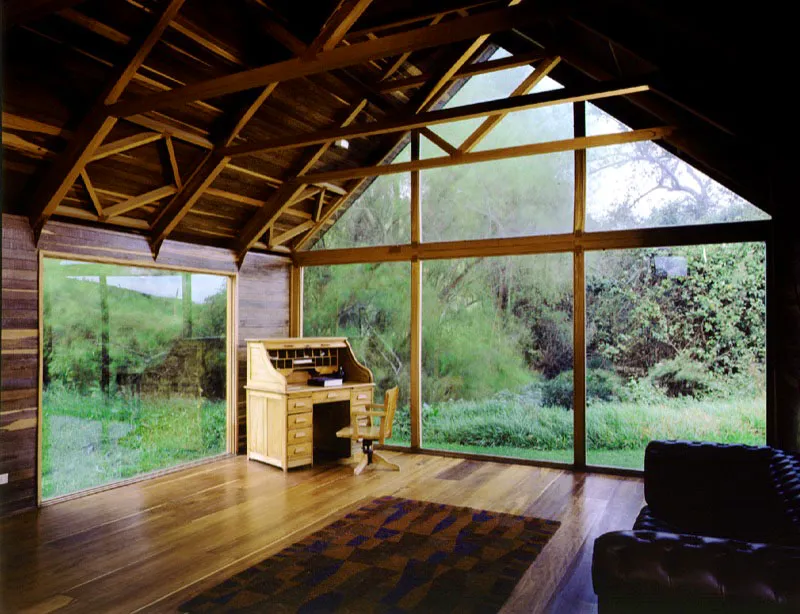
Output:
[{"xmin": 336, "ymin": 387, "xmax": 400, "ymax": 475}]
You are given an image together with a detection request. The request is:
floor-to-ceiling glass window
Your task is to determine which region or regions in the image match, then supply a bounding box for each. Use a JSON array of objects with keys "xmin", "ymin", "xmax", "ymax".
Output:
[{"xmin": 42, "ymin": 259, "xmax": 229, "ymax": 499}]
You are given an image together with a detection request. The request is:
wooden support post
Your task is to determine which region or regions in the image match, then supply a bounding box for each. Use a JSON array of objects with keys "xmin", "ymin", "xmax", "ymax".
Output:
[
  {"xmin": 410, "ymin": 131, "xmax": 422, "ymax": 449},
  {"xmin": 573, "ymin": 101, "xmax": 587, "ymax": 469},
  {"xmin": 290, "ymin": 265, "xmax": 304, "ymax": 337}
]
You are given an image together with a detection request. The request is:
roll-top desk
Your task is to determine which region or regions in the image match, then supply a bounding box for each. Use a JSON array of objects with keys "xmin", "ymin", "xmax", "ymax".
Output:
[{"xmin": 245, "ymin": 337, "xmax": 374, "ymax": 471}]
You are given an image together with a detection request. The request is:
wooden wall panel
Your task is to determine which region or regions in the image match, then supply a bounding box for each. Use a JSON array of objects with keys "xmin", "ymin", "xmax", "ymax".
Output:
[
  {"xmin": 236, "ymin": 253, "xmax": 290, "ymax": 452},
  {"xmin": 0, "ymin": 214, "xmax": 290, "ymax": 516},
  {"xmin": 1, "ymin": 216, "xmax": 39, "ymax": 515}
]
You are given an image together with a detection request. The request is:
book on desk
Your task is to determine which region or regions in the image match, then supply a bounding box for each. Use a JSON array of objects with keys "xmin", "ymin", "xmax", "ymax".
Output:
[{"xmin": 244, "ymin": 337, "xmax": 375, "ymax": 471}]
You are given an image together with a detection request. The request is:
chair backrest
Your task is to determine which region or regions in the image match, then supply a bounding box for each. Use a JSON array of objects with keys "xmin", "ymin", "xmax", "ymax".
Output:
[{"xmin": 379, "ymin": 387, "xmax": 399, "ymax": 444}]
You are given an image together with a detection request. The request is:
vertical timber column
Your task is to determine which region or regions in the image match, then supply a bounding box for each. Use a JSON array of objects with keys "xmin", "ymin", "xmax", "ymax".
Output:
[
  {"xmin": 410, "ymin": 131, "xmax": 422, "ymax": 448},
  {"xmin": 290, "ymin": 264, "xmax": 304, "ymax": 337},
  {"xmin": 573, "ymin": 102, "xmax": 587, "ymax": 468}
]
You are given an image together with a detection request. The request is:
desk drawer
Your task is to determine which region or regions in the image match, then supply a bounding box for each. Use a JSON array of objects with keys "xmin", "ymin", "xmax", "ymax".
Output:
[
  {"xmin": 351, "ymin": 389, "xmax": 372, "ymax": 404},
  {"xmin": 287, "ymin": 395, "xmax": 312, "ymax": 413},
  {"xmin": 312, "ymin": 388, "xmax": 350, "ymax": 404},
  {"xmin": 288, "ymin": 411, "xmax": 312, "ymax": 429},
  {"xmin": 288, "ymin": 442, "xmax": 312, "ymax": 458},
  {"xmin": 287, "ymin": 428, "xmax": 312, "ymax": 444}
]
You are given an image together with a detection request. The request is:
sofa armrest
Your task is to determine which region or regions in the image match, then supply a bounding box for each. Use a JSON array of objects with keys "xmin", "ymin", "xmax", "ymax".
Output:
[
  {"xmin": 644, "ymin": 441, "xmax": 786, "ymax": 539},
  {"xmin": 592, "ymin": 531, "xmax": 800, "ymax": 609}
]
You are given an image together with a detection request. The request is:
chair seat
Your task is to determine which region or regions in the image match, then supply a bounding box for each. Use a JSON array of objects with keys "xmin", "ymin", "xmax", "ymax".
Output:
[{"xmin": 336, "ymin": 425, "xmax": 382, "ymax": 440}]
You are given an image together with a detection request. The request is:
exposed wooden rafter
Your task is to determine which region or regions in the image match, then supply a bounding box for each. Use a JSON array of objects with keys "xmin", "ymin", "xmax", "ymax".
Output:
[
  {"xmin": 107, "ymin": 4, "xmax": 548, "ymax": 117},
  {"xmin": 304, "ymin": 0, "xmax": 375, "ymax": 57},
  {"xmin": 223, "ymin": 80, "xmax": 651, "ymax": 157},
  {"xmin": 26, "ymin": 0, "xmax": 186, "ymax": 239}
]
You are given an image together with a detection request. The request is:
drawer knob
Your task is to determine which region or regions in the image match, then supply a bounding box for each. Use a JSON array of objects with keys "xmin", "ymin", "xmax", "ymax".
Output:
[
  {"xmin": 294, "ymin": 431, "xmax": 306, "ymax": 438},
  {"xmin": 295, "ymin": 417, "xmax": 307, "ymax": 424},
  {"xmin": 357, "ymin": 394, "xmax": 367, "ymax": 400},
  {"xmin": 295, "ymin": 402, "xmax": 306, "ymax": 408},
  {"xmin": 327, "ymin": 392, "xmax": 337, "ymax": 398}
]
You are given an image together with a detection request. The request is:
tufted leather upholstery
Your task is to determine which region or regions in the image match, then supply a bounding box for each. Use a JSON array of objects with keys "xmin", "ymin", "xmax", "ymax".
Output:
[{"xmin": 593, "ymin": 441, "xmax": 800, "ymax": 613}]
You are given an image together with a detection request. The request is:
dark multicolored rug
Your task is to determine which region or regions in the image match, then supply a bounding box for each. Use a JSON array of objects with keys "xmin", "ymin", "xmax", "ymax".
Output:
[{"xmin": 180, "ymin": 496, "xmax": 559, "ymax": 613}]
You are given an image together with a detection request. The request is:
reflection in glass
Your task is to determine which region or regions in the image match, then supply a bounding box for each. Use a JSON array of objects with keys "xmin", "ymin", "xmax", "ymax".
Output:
[{"xmin": 42, "ymin": 259, "xmax": 228, "ymax": 498}]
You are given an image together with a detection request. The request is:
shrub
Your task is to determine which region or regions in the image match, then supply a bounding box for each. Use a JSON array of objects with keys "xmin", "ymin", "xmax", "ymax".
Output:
[
  {"xmin": 541, "ymin": 369, "xmax": 622, "ymax": 409},
  {"xmin": 649, "ymin": 354, "xmax": 711, "ymax": 397}
]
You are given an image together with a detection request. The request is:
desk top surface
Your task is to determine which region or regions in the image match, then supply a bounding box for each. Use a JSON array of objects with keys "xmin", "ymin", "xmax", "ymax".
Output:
[{"xmin": 285, "ymin": 381, "xmax": 374, "ymax": 394}]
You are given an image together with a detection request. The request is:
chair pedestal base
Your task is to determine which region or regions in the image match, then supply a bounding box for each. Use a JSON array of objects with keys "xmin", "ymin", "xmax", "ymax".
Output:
[{"xmin": 352, "ymin": 439, "xmax": 400, "ymax": 475}]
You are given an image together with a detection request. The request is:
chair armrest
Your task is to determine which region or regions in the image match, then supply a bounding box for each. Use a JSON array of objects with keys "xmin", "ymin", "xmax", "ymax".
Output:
[
  {"xmin": 366, "ymin": 403, "xmax": 385, "ymax": 410},
  {"xmin": 593, "ymin": 531, "xmax": 800, "ymax": 608}
]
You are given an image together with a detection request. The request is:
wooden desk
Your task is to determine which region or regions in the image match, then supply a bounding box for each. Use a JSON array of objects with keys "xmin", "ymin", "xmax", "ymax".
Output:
[{"xmin": 245, "ymin": 338, "xmax": 374, "ymax": 471}]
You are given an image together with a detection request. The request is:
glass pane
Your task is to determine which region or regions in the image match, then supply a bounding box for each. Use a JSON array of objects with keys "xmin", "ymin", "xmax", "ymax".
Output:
[
  {"xmin": 304, "ymin": 263, "xmax": 411, "ymax": 445},
  {"xmin": 586, "ymin": 103, "xmax": 770, "ymax": 230},
  {"xmin": 585, "ymin": 243, "xmax": 767, "ymax": 469},
  {"xmin": 421, "ymin": 153, "xmax": 573, "ymax": 242},
  {"xmin": 422, "ymin": 254, "xmax": 574, "ymax": 462},
  {"xmin": 311, "ymin": 147, "xmax": 410, "ymax": 250},
  {"xmin": 42, "ymin": 259, "xmax": 228, "ymax": 499}
]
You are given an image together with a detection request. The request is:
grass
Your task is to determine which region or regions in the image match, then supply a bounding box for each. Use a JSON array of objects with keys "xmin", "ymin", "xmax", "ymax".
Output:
[
  {"xmin": 388, "ymin": 393, "xmax": 766, "ymax": 470},
  {"xmin": 42, "ymin": 386, "xmax": 225, "ymax": 499}
]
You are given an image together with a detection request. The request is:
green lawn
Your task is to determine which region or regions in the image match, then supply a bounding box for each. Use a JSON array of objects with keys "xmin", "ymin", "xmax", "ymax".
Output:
[
  {"xmin": 42, "ymin": 387, "xmax": 226, "ymax": 499},
  {"xmin": 387, "ymin": 394, "xmax": 766, "ymax": 470}
]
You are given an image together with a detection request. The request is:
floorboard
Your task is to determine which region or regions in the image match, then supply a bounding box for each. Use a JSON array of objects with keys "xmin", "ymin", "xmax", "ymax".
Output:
[{"xmin": 0, "ymin": 453, "xmax": 644, "ymax": 613}]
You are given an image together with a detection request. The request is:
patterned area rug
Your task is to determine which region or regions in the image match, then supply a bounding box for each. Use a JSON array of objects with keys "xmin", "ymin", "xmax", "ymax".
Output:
[{"xmin": 180, "ymin": 496, "xmax": 559, "ymax": 613}]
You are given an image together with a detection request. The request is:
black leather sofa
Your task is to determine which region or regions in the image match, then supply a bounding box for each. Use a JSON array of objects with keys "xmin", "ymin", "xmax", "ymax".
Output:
[{"xmin": 592, "ymin": 441, "xmax": 800, "ymax": 613}]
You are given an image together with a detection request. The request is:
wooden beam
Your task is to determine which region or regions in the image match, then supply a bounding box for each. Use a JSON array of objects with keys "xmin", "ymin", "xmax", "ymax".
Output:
[
  {"xmin": 104, "ymin": 185, "xmax": 178, "ymax": 218},
  {"xmin": 235, "ymin": 183, "xmax": 308, "ymax": 262},
  {"xmin": 3, "ymin": 0, "xmax": 87, "ymax": 28},
  {"xmin": 107, "ymin": 4, "xmax": 546, "ymax": 116},
  {"xmin": 458, "ymin": 56, "xmax": 561, "ymax": 152},
  {"xmin": 27, "ymin": 0, "xmax": 186, "ymax": 235},
  {"xmin": 2, "ymin": 113, "xmax": 66, "ymax": 136},
  {"xmin": 233, "ymin": 100, "xmax": 368, "ymax": 260},
  {"xmin": 54, "ymin": 205, "xmax": 150, "ymax": 230},
  {"xmin": 377, "ymin": 49, "xmax": 547, "ymax": 93},
  {"xmin": 289, "ymin": 265, "xmax": 304, "ymax": 337},
  {"xmin": 2, "ymin": 133, "xmax": 54, "ymax": 159},
  {"xmin": 149, "ymin": 153, "xmax": 230, "ymax": 253},
  {"xmin": 271, "ymin": 221, "xmax": 316, "ymax": 247},
  {"xmin": 305, "ymin": 0, "xmax": 375, "ymax": 56},
  {"xmin": 314, "ymin": 189, "xmax": 326, "ymax": 222},
  {"xmin": 163, "ymin": 136, "xmax": 181, "ymax": 189},
  {"xmin": 410, "ymin": 131, "xmax": 422, "ymax": 448},
  {"xmin": 126, "ymin": 114, "xmax": 213, "ymax": 149},
  {"xmin": 294, "ymin": 220, "xmax": 770, "ymax": 267},
  {"xmin": 572, "ymin": 100, "xmax": 587, "ymax": 469},
  {"xmin": 222, "ymin": 81, "xmax": 651, "ymax": 157},
  {"xmin": 300, "ymin": 127, "xmax": 674, "ymax": 184},
  {"xmin": 347, "ymin": 1, "xmax": 495, "ymax": 38},
  {"xmin": 91, "ymin": 132, "xmax": 163, "ymax": 162},
  {"xmin": 79, "ymin": 170, "xmax": 104, "ymax": 218},
  {"xmin": 148, "ymin": 83, "xmax": 277, "ymax": 252},
  {"xmin": 419, "ymin": 128, "xmax": 457, "ymax": 155}
]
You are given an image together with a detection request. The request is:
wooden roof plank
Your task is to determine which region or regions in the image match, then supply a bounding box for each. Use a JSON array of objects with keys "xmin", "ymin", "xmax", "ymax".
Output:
[{"xmin": 306, "ymin": 0, "xmax": 375, "ymax": 56}]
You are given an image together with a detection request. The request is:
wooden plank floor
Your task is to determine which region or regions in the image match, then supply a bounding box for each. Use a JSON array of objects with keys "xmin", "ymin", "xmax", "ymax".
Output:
[{"xmin": 0, "ymin": 452, "xmax": 644, "ymax": 613}]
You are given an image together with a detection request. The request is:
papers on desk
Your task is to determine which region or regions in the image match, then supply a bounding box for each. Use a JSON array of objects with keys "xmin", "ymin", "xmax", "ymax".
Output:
[{"xmin": 308, "ymin": 376, "xmax": 343, "ymax": 387}]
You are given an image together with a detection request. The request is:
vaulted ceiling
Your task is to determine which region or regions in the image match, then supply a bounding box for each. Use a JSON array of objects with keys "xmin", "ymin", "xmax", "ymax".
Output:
[{"xmin": 2, "ymin": 0, "xmax": 788, "ymax": 262}]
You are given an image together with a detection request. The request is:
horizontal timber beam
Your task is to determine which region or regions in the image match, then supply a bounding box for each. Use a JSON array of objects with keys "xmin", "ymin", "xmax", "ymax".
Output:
[
  {"xmin": 107, "ymin": 4, "xmax": 546, "ymax": 117},
  {"xmin": 299, "ymin": 127, "xmax": 674, "ymax": 184},
  {"xmin": 293, "ymin": 220, "xmax": 771, "ymax": 266},
  {"xmin": 221, "ymin": 80, "xmax": 651, "ymax": 157}
]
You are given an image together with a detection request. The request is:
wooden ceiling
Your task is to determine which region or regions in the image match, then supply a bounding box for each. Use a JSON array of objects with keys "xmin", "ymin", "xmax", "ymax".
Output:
[{"xmin": 2, "ymin": 0, "xmax": 785, "ymax": 262}]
